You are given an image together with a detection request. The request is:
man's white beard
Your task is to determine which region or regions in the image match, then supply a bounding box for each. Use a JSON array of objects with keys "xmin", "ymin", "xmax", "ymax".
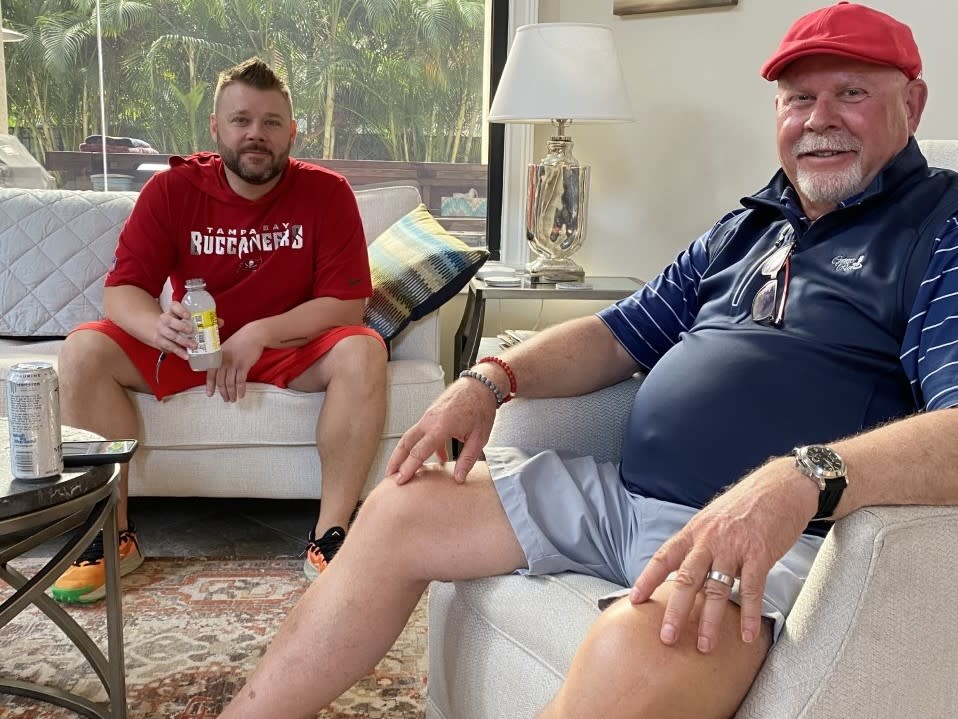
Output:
[
  {"xmin": 792, "ymin": 132, "xmax": 865, "ymax": 206},
  {"xmin": 795, "ymin": 161, "xmax": 865, "ymax": 206}
]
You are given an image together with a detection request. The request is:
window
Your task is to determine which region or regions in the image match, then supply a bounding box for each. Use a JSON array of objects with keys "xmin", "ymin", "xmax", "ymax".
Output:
[{"xmin": 1, "ymin": 0, "xmax": 508, "ymax": 253}]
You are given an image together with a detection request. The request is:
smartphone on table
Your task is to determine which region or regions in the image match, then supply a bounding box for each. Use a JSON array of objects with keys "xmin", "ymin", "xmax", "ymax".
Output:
[{"xmin": 62, "ymin": 439, "xmax": 138, "ymax": 467}]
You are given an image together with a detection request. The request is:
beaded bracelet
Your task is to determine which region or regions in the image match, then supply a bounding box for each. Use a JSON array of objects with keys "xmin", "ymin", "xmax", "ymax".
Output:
[
  {"xmin": 477, "ymin": 355, "xmax": 517, "ymax": 403},
  {"xmin": 458, "ymin": 369, "xmax": 505, "ymax": 407}
]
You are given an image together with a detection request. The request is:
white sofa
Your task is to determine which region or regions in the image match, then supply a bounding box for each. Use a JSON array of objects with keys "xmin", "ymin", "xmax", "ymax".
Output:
[
  {"xmin": 0, "ymin": 185, "xmax": 444, "ymax": 498},
  {"xmin": 426, "ymin": 140, "xmax": 958, "ymax": 719}
]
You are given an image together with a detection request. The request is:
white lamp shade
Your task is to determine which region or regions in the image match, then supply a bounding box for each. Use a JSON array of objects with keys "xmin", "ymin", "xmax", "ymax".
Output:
[{"xmin": 488, "ymin": 23, "xmax": 634, "ymax": 124}]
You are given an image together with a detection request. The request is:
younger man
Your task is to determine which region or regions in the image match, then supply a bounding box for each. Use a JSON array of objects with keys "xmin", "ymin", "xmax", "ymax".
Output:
[{"xmin": 53, "ymin": 58, "xmax": 387, "ymax": 603}]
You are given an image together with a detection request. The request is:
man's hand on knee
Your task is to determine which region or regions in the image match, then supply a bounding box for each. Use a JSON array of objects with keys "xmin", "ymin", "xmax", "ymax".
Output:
[
  {"xmin": 387, "ymin": 378, "xmax": 496, "ymax": 484},
  {"xmin": 629, "ymin": 457, "xmax": 816, "ymax": 652}
]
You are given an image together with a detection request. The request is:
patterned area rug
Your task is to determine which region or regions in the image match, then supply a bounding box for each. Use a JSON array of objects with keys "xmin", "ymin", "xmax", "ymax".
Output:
[{"xmin": 0, "ymin": 558, "xmax": 427, "ymax": 718}]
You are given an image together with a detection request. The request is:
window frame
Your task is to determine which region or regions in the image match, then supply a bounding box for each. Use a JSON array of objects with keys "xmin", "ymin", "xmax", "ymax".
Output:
[{"xmin": 487, "ymin": 0, "xmax": 536, "ymax": 265}]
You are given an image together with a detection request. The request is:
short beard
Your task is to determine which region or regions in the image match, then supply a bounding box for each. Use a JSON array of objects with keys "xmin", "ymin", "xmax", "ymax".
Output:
[
  {"xmin": 218, "ymin": 141, "xmax": 289, "ymax": 185},
  {"xmin": 792, "ymin": 133, "xmax": 865, "ymax": 207},
  {"xmin": 795, "ymin": 163, "xmax": 865, "ymax": 206}
]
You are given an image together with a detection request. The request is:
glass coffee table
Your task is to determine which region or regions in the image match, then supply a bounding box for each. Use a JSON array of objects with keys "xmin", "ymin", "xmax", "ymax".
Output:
[{"xmin": 0, "ymin": 420, "xmax": 127, "ymax": 719}]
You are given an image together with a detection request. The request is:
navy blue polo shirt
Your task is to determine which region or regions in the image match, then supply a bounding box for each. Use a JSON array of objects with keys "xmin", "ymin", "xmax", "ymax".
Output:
[{"xmin": 599, "ymin": 139, "xmax": 958, "ymax": 537}]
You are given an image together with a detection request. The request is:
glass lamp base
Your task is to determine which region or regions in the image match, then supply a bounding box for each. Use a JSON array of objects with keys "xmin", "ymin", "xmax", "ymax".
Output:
[
  {"xmin": 526, "ymin": 256, "xmax": 586, "ymax": 284},
  {"xmin": 524, "ymin": 133, "xmax": 589, "ymax": 286}
]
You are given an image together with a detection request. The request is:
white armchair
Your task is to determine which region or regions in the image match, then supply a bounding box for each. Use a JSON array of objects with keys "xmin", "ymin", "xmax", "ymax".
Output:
[
  {"xmin": 427, "ymin": 378, "xmax": 958, "ymax": 718},
  {"xmin": 425, "ymin": 139, "xmax": 958, "ymax": 719}
]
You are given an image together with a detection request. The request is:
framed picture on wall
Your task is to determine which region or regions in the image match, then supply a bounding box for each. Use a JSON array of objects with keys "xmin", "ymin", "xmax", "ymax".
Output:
[{"xmin": 614, "ymin": 0, "xmax": 737, "ymax": 15}]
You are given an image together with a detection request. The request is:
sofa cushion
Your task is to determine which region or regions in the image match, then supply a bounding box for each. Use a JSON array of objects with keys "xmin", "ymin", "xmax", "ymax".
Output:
[
  {"xmin": 427, "ymin": 573, "xmax": 623, "ymax": 719},
  {"xmin": 0, "ymin": 188, "xmax": 136, "ymax": 337},
  {"xmin": 131, "ymin": 359, "xmax": 443, "ymax": 447},
  {"xmin": 364, "ymin": 204, "xmax": 488, "ymax": 341}
]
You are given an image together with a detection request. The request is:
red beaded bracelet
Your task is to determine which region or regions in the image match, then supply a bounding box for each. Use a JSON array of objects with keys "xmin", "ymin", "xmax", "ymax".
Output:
[{"xmin": 477, "ymin": 355, "xmax": 517, "ymax": 403}]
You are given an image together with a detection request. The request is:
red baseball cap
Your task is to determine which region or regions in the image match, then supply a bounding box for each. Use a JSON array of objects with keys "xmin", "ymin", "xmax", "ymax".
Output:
[{"xmin": 761, "ymin": 2, "xmax": 921, "ymax": 81}]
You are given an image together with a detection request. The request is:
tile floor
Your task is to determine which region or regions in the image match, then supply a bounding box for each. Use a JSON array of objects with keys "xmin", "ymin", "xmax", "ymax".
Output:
[
  {"xmin": 133, "ymin": 496, "xmax": 326, "ymax": 558},
  {"xmin": 25, "ymin": 496, "xmax": 326, "ymax": 560}
]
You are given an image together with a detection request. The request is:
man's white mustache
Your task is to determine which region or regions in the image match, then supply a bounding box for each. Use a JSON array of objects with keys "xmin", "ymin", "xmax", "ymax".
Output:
[{"xmin": 793, "ymin": 135, "xmax": 862, "ymax": 155}]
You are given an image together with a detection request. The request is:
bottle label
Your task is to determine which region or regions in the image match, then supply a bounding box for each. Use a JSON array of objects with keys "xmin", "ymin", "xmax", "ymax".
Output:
[{"xmin": 188, "ymin": 310, "xmax": 221, "ymax": 355}]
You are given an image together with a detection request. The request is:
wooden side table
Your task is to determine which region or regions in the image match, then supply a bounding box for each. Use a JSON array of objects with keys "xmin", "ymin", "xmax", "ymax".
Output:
[
  {"xmin": 0, "ymin": 421, "xmax": 127, "ymax": 719},
  {"xmin": 454, "ymin": 275, "xmax": 645, "ymax": 376}
]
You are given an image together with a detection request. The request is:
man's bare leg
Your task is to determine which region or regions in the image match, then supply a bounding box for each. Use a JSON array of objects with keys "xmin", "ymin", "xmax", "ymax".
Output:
[
  {"xmin": 58, "ymin": 329, "xmax": 151, "ymax": 530},
  {"xmin": 288, "ymin": 334, "xmax": 387, "ymax": 535},
  {"xmin": 538, "ymin": 590, "xmax": 770, "ymax": 719},
  {"xmin": 218, "ymin": 463, "xmax": 526, "ymax": 719}
]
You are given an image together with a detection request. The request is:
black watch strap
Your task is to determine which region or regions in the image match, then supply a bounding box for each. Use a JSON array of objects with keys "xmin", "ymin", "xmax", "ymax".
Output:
[{"xmin": 814, "ymin": 476, "xmax": 848, "ymax": 520}]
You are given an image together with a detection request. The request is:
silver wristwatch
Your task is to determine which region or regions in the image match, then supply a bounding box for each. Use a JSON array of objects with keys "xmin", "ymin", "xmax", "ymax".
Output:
[{"xmin": 791, "ymin": 445, "xmax": 848, "ymax": 520}]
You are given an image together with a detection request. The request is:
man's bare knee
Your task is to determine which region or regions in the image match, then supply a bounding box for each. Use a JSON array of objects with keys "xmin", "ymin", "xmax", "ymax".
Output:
[
  {"xmin": 292, "ymin": 334, "xmax": 387, "ymax": 392},
  {"xmin": 351, "ymin": 467, "xmax": 523, "ymax": 581},
  {"xmin": 59, "ymin": 330, "xmax": 145, "ymax": 390},
  {"xmin": 551, "ymin": 596, "xmax": 769, "ymax": 719},
  {"xmin": 354, "ymin": 476, "xmax": 428, "ymax": 533},
  {"xmin": 347, "ymin": 475, "xmax": 453, "ymax": 579},
  {"xmin": 328, "ymin": 335, "xmax": 387, "ymax": 382},
  {"xmin": 59, "ymin": 330, "xmax": 113, "ymax": 377}
]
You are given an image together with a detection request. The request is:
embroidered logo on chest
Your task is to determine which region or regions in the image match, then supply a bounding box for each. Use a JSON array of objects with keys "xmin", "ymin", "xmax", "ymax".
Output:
[
  {"xmin": 237, "ymin": 257, "xmax": 263, "ymax": 273},
  {"xmin": 831, "ymin": 255, "xmax": 865, "ymax": 273}
]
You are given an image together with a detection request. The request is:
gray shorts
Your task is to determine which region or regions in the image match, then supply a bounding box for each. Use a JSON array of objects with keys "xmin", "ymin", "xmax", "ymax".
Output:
[{"xmin": 486, "ymin": 446, "xmax": 824, "ymax": 641}]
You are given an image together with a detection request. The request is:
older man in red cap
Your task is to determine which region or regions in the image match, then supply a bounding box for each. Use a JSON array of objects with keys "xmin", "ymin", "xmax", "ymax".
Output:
[{"xmin": 219, "ymin": 5, "xmax": 958, "ymax": 719}]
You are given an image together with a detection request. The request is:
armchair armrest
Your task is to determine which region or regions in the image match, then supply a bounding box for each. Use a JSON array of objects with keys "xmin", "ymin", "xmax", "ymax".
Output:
[
  {"xmin": 738, "ymin": 505, "xmax": 958, "ymax": 718},
  {"xmin": 486, "ymin": 376, "xmax": 643, "ymax": 462}
]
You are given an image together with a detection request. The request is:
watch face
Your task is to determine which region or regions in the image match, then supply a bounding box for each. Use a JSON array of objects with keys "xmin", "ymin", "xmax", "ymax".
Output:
[{"xmin": 806, "ymin": 445, "xmax": 844, "ymax": 476}]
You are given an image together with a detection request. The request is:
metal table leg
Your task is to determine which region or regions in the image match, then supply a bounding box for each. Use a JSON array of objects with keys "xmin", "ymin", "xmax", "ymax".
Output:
[
  {"xmin": 102, "ymin": 493, "xmax": 128, "ymax": 719},
  {"xmin": 453, "ymin": 284, "xmax": 486, "ymax": 377},
  {"xmin": 454, "ymin": 283, "xmax": 478, "ymax": 377},
  {"xmin": 0, "ymin": 475, "xmax": 127, "ymax": 719}
]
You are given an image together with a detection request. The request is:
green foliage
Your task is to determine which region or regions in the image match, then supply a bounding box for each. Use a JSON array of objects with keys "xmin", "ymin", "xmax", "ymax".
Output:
[{"xmin": 2, "ymin": 0, "xmax": 486, "ymax": 162}]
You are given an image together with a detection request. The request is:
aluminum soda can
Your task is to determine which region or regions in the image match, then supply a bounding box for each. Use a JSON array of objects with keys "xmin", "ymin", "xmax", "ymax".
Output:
[{"xmin": 6, "ymin": 361, "xmax": 63, "ymax": 479}]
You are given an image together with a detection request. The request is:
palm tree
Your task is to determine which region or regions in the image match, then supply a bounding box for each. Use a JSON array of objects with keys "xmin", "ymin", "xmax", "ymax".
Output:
[
  {"xmin": 134, "ymin": 0, "xmax": 238, "ymax": 152},
  {"xmin": 317, "ymin": 0, "xmax": 483, "ymax": 163},
  {"xmin": 412, "ymin": 0, "xmax": 484, "ymax": 162},
  {"xmin": 3, "ymin": 0, "xmax": 487, "ymax": 165},
  {"xmin": 4, "ymin": 0, "xmax": 152, "ymax": 157}
]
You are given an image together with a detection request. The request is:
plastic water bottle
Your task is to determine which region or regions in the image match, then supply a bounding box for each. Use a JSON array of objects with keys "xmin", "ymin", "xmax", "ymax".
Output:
[{"xmin": 182, "ymin": 278, "xmax": 222, "ymax": 371}]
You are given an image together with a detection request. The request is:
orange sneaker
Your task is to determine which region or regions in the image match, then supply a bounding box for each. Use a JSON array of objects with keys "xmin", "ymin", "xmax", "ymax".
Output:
[
  {"xmin": 51, "ymin": 527, "xmax": 144, "ymax": 604},
  {"xmin": 303, "ymin": 526, "xmax": 345, "ymax": 580}
]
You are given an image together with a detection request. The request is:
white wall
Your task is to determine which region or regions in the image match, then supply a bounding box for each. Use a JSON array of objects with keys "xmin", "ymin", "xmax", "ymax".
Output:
[{"xmin": 537, "ymin": 0, "xmax": 958, "ymax": 282}]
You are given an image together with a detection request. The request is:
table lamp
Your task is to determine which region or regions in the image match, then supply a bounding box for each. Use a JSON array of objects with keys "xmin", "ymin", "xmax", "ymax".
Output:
[{"xmin": 488, "ymin": 23, "xmax": 634, "ymax": 283}]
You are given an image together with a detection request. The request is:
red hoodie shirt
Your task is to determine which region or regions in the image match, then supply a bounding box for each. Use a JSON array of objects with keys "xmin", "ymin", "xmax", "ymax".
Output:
[{"xmin": 106, "ymin": 153, "xmax": 371, "ymax": 341}]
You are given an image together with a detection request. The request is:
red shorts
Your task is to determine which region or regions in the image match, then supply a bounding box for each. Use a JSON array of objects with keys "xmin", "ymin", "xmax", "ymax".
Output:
[{"xmin": 73, "ymin": 319, "xmax": 386, "ymax": 400}]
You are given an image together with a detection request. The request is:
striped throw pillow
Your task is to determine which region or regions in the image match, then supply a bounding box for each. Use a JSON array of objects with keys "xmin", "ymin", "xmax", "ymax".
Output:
[{"xmin": 364, "ymin": 204, "xmax": 488, "ymax": 342}]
